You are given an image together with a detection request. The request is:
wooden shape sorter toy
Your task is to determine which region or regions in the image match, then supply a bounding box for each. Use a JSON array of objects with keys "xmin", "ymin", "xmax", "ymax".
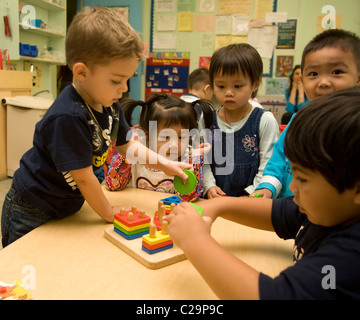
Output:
[
  {"xmin": 104, "ymin": 201, "xmax": 186, "ymax": 269},
  {"xmin": 154, "ymin": 196, "xmax": 203, "ymax": 230},
  {"xmin": 142, "ymin": 219, "xmax": 173, "ymax": 254},
  {"xmin": 114, "ymin": 206, "xmax": 151, "ymax": 240}
]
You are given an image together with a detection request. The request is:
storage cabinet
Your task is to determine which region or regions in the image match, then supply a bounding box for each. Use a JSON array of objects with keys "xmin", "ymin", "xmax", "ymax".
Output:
[
  {"xmin": 0, "ymin": 70, "xmax": 32, "ymax": 180},
  {"xmin": 5, "ymin": 96, "xmax": 52, "ymax": 177}
]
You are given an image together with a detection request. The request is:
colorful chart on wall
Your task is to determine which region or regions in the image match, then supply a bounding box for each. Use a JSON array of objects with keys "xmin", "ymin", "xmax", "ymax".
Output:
[
  {"xmin": 145, "ymin": 53, "xmax": 190, "ymax": 99},
  {"xmin": 265, "ymin": 78, "xmax": 288, "ymax": 95}
]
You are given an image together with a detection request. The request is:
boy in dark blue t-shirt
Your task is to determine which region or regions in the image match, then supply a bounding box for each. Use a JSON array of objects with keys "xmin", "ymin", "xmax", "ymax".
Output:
[
  {"xmin": 1, "ymin": 6, "xmax": 190, "ymax": 248},
  {"xmin": 165, "ymin": 87, "xmax": 360, "ymax": 299}
]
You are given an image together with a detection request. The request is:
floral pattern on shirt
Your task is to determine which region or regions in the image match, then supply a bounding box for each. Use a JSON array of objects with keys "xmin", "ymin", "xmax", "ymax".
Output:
[{"xmin": 242, "ymin": 134, "xmax": 258, "ymax": 156}]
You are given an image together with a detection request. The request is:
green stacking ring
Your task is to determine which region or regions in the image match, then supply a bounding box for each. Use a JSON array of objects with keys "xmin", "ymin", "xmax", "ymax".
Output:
[{"xmin": 173, "ymin": 169, "xmax": 197, "ymax": 195}]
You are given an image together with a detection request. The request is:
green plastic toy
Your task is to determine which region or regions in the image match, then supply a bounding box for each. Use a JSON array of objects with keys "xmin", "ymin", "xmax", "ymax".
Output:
[{"xmin": 173, "ymin": 169, "xmax": 197, "ymax": 195}]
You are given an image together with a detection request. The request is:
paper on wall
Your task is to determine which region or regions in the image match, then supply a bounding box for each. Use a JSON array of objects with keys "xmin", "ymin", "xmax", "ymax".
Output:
[
  {"xmin": 178, "ymin": 12, "xmax": 193, "ymax": 31},
  {"xmin": 153, "ymin": 33, "xmax": 177, "ymax": 50},
  {"xmin": 215, "ymin": 15, "xmax": 232, "ymax": 35},
  {"xmin": 265, "ymin": 12, "xmax": 288, "ymax": 23},
  {"xmin": 232, "ymin": 15, "xmax": 249, "ymax": 35},
  {"xmin": 199, "ymin": 0, "xmax": 216, "ymax": 12},
  {"xmin": 155, "ymin": 0, "xmax": 175, "ymax": 12},
  {"xmin": 248, "ymin": 25, "xmax": 278, "ymax": 59},
  {"xmin": 157, "ymin": 15, "xmax": 177, "ymax": 31}
]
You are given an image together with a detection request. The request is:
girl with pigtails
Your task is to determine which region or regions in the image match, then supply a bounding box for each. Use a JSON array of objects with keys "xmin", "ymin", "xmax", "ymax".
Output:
[{"xmin": 103, "ymin": 94, "xmax": 213, "ymax": 202}]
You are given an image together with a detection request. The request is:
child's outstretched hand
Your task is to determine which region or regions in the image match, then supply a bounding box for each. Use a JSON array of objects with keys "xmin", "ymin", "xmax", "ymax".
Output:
[
  {"xmin": 162, "ymin": 161, "xmax": 193, "ymax": 180},
  {"xmin": 164, "ymin": 202, "xmax": 212, "ymax": 251},
  {"xmin": 249, "ymin": 188, "xmax": 272, "ymax": 199},
  {"xmin": 118, "ymin": 140, "xmax": 192, "ymax": 180}
]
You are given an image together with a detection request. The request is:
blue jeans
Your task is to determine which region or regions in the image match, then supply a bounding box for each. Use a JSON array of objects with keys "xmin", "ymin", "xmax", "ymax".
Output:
[{"xmin": 1, "ymin": 183, "xmax": 53, "ymax": 248}]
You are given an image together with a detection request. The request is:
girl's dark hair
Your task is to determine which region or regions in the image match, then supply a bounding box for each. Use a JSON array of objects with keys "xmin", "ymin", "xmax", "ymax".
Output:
[
  {"xmin": 284, "ymin": 86, "xmax": 360, "ymax": 193},
  {"xmin": 301, "ymin": 29, "xmax": 360, "ymax": 72},
  {"xmin": 122, "ymin": 94, "xmax": 213, "ymax": 134},
  {"xmin": 288, "ymin": 64, "xmax": 301, "ymax": 92},
  {"xmin": 209, "ymin": 43, "xmax": 263, "ymax": 98}
]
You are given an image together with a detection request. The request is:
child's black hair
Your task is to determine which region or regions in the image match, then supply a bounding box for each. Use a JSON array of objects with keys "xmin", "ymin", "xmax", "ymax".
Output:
[
  {"xmin": 187, "ymin": 68, "xmax": 211, "ymax": 91},
  {"xmin": 122, "ymin": 94, "xmax": 213, "ymax": 135},
  {"xmin": 284, "ymin": 86, "xmax": 360, "ymax": 193},
  {"xmin": 209, "ymin": 43, "xmax": 263, "ymax": 98},
  {"xmin": 301, "ymin": 29, "xmax": 360, "ymax": 72}
]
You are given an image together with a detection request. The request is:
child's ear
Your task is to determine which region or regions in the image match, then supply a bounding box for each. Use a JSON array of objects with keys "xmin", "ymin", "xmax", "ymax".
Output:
[
  {"xmin": 73, "ymin": 62, "xmax": 88, "ymax": 82},
  {"xmin": 252, "ymin": 79, "xmax": 261, "ymax": 93},
  {"xmin": 203, "ymin": 84, "xmax": 211, "ymax": 93}
]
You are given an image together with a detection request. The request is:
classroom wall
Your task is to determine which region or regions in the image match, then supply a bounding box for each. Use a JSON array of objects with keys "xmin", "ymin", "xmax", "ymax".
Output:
[
  {"xmin": 277, "ymin": 0, "xmax": 360, "ymax": 67},
  {"xmin": 142, "ymin": 0, "xmax": 360, "ymax": 98}
]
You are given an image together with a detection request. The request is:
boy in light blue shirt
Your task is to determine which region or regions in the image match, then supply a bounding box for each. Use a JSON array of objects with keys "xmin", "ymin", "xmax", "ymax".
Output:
[{"xmin": 253, "ymin": 29, "xmax": 360, "ymax": 199}]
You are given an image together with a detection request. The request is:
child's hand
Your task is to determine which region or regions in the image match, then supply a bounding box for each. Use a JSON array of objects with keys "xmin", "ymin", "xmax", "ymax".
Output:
[
  {"xmin": 249, "ymin": 189, "xmax": 272, "ymax": 199},
  {"xmin": 164, "ymin": 202, "xmax": 211, "ymax": 251},
  {"xmin": 190, "ymin": 143, "xmax": 212, "ymax": 156},
  {"xmin": 163, "ymin": 161, "xmax": 193, "ymax": 180},
  {"xmin": 130, "ymin": 125, "xmax": 146, "ymax": 144},
  {"xmin": 206, "ymin": 186, "xmax": 226, "ymax": 199}
]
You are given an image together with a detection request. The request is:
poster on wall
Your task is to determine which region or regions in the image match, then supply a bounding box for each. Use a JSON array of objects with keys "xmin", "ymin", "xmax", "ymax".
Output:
[
  {"xmin": 265, "ymin": 78, "xmax": 289, "ymax": 95},
  {"xmin": 275, "ymin": 55, "xmax": 294, "ymax": 77},
  {"xmin": 145, "ymin": 54, "xmax": 190, "ymax": 99},
  {"xmin": 199, "ymin": 56, "xmax": 211, "ymax": 68},
  {"xmin": 277, "ymin": 19, "xmax": 297, "ymax": 49},
  {"xmin": 110, "ymin": 7, "xmax": 129, "ymax": 21}
]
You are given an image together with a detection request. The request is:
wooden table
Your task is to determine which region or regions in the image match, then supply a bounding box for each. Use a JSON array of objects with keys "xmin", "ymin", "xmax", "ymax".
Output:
[{"xmin": 0, "ymin": 188, "xmax": 293, "ymax": 300}]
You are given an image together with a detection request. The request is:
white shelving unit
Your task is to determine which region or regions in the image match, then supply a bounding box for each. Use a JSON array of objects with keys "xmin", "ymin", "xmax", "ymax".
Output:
[
  {"xmin": 19, "ymin": 22, "xmax": 65, "ymax": 39},
  {"xmin": 2, "ymin": 0, "xmax": 67, "ymax": 97},
  {"xmin": 22, "ymin": 0, "xmax": 65, "ymax": 11},
  {"xmin": 19, "ymin": 0, "xmax": 67, "ymax": 64}
]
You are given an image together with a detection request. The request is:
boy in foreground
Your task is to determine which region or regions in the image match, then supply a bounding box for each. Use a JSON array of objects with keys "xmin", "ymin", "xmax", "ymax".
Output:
[{"xmin": 165, "ymin": 87, "xmax": 360, "ymax": 299}]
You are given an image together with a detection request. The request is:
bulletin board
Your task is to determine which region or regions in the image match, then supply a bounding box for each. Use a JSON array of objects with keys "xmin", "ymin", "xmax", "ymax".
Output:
[
  {"xmin": 145, "ymin": 54, "xmax": 190, "ymax": 99},
  {"xmin": 149, "ymin": 0, "xmax": 278, "ymax": 77}
]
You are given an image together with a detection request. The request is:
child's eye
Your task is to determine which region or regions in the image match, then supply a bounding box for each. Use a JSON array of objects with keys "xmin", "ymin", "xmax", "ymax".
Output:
[
  {"xmin": 296, "ymin": 177, "xmax": 307, "ymax": 183},
  {"xmin": 307, "ymin": 71, "xmax": 318, "ymax": 77},
  {"xmin": 111, "ymin": 80, "xmax": 122, "ymax": 85},
  {"xmin": 332, "ymin": 69, "xmax": 344, "ymax": 75}
]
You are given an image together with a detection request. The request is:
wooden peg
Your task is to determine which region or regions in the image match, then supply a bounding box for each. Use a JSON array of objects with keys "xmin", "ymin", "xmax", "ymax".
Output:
[
  {"xmin": 161, "ymin": 220, "xmax": 169, "ymax": 235},
  {"xmin": 158, "ymin": 201, "xmax": 164, "ymax": 212},
  {"xmin": 128, "ymin": 211, "xmax": 134, "ymax": 221},
  {"xmin": 139, "ymin": 209, "xmax": 146, "ymax": 218},
  {"xmin": 149, "ymin": 218, "xmax": 156, "ymax": 238},
  {"xmin": 120, "ymin": 208, "xmax": 126, "ymax": 216},
  {"xmin": 131, "ymin": 205, "xmax": 137, "ymax": 214},
  {"xmin": 158, "ymin": 204, "xmax": 165, "ymax": 223}
]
